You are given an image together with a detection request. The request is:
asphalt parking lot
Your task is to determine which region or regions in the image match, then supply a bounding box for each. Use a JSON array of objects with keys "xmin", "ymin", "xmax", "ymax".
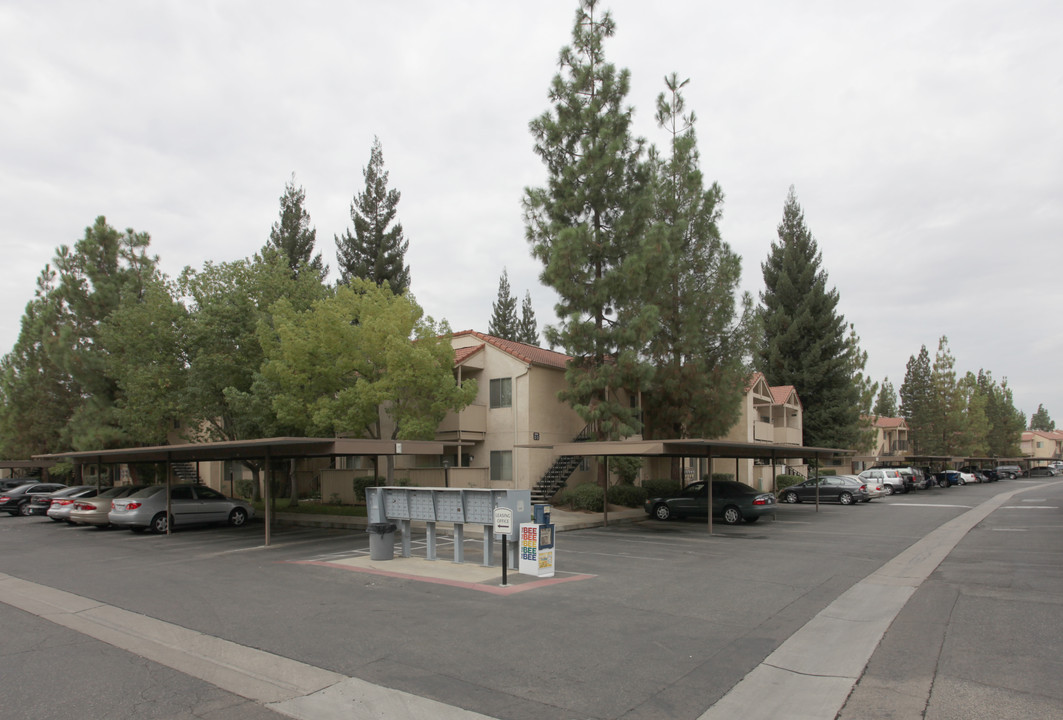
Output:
[{"xmin": 2, "ymin": 479, "xmax": 1061, "ymax": 719}]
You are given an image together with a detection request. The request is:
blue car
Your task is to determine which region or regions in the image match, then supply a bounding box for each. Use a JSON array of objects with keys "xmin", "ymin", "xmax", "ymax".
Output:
[{"xmin": 934, "ymin": 470, "xmax": 963, "ymax": 487}]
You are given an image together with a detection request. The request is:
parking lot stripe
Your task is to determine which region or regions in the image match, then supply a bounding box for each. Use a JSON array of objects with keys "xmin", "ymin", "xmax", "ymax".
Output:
[
  {"xmin": 0, "ymin": 571, "xmax": 497, "ymax": 719},
  {"xmin": 699, "ymin": 480, "xmax": 1063, "ymax": 720}
]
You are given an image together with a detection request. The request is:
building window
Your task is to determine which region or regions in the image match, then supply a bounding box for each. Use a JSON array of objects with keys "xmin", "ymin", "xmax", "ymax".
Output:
[
  {"xmin": 490, "ymin": 377, "xmax": 512, "ymax": 408},
  {"xmin": 490, "ymin": 451, "xmax": 512, "ymax": 481}
]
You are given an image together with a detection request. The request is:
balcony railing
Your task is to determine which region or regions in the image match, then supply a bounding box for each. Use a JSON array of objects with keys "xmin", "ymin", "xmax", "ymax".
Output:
[{"xmin": 437, "ymin": 403, "xmax": 486, "ymax": 436}]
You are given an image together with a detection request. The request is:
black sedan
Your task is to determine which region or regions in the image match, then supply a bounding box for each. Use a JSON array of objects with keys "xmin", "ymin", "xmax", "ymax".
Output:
[
  {"xmin": 778, "ymin": 476, "xmax": 870, "ymax": 505},
  {"xmin": 644, "ymin": 480, "xmax": 777, "ymax": 524},
  {"xmin": 0, "ymin": 483, "xmax": 68, "ymax": 516}
]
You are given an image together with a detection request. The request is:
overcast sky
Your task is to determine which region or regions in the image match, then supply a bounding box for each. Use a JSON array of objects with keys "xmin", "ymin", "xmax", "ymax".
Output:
[{"xmin": 2, "ymin": 0, "xmax": 1061, "ymax": 425}]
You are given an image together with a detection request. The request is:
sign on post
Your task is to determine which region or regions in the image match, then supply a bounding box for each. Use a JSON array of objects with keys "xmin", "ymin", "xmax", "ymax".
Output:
[
  {"xmin": 494, "ymin": 507, "xmax": 514, "ymax": 587},
  {"xmin": 493, "ymin": 507, "xmax": 513, "ymax": 536}
]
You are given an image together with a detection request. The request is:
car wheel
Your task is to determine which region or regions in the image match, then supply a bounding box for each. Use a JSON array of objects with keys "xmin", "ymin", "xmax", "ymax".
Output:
[
  {"xmin": 958, "ymin": 478, "xmax": 965, "ymax": 486},
  {"xmin": 783, "ymin": 491, "xmax": 799, "ymax": 504},
  {"xmin": 150, "ymin": 512, "xmax": 169, "ymax": 534},
  {"xmin": 19, "ymin": 502, "xmax": 33, "ymax": 516},
  {"xmin": 722, "ymin": 506, "xmax": 742, "ymax": 525},
  {"xmin": 839, "ymin": 492, "xmax": 853, "ymax": 505},
  {"xmin": 228, "ymin": 507, "xmax": 248, "ymax": 527},
  {"xmin": 653, "ymin": 504, "xmax": 672, "ymax": 521},
  {"xmin": 884, "ymin": 485, "xmax": 895, "ymax": 496}
]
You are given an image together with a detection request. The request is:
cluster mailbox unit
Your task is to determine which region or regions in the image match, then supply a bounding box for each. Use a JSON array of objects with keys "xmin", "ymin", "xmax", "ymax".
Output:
[{"xmin": 365, "ymin": 487, "xmax": 531, "ymax": 566}]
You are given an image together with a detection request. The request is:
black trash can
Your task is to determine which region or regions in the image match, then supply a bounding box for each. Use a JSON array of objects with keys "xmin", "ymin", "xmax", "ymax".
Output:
[{"xmin": 366, "ymin": 522, "xmax": 397, "ymax": 561}]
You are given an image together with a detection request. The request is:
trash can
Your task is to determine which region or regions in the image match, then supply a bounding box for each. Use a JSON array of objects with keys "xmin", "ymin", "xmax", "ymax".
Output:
[{"xmin": 366, "ymin": 522, "xmax": 397, "ymax": 561}]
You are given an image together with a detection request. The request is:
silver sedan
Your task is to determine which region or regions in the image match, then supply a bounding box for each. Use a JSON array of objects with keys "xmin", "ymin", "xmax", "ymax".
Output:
[{"xmin": 109, "ymin": 484, "xmax": 254, "ymax": 534}]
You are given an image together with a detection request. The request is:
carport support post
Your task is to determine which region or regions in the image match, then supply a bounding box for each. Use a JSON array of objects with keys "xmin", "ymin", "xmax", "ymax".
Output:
[
  {"xmin": 165, "ymin": 454, "xmax": 172, "ymax": 536},
  {"xmin": 264, "ymin": 448, "xmax": 272, "ymax": 547},
  {"xmin": 603, "ymin": 456, "xmax": 609, "ymax": 527},
  {"xmin": 482, "ymin": 526, "xmax": 493, "ymax": 567},
  {"xmin": 426, "ymin": 521, "xmax": 437, "ymax": 561}
]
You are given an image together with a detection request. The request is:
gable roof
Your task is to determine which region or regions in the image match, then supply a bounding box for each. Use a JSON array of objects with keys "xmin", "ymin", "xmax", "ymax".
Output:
[
  {"xmin": 453, "ymin": 344, "xmax": 485, "ymax": 366},
  {"xmin": 770, "ymin": 385, "xmax": 798, "ymax": 406},
  {"xmin": 872, "ymin": 416, "xmax": 907, "ymax": 429},
  {"xmin": 451, "ymin": 330, "xmax": 571, "ymax": 370}
]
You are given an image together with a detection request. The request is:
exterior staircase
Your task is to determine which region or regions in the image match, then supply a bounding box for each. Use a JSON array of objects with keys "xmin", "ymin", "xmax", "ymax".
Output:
[
  {"xmin": 531, "ymin": 426, "xmax": 591, "ymax": 503},
  {"xmin": 531, "ymin": 455, "xmax": 583, "ymax": 503},
  {"xmin": 172, "ymin": 461, "xmax": 201, "ymax": 484}
]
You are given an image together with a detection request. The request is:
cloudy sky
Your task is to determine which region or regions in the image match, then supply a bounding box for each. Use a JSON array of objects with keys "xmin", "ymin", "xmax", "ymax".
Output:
[{"xmin": 2, "ymin": 0, "xmax": 1061, "ymax": 424}]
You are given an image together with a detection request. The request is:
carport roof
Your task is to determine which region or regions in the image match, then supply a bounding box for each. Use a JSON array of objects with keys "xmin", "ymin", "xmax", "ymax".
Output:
[
  {"xmin": 34, "ymin": 437, "xmax": 444, "ymax": 465},
  {"xmin": 551, "ymin": 438, "xmax": 851, "ymax": 460}
]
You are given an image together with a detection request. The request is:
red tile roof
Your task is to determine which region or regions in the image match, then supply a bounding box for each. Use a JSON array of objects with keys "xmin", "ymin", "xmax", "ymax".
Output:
[
  {"xmin": 451, "ymin": 330, "xmax": 571, "ymax": 370},
  {"xmin": 770, "ymin": 385, "xmax": 798, "ymax": 406},
  {"xmin": 453, "ymin": 344, "xmax": 484, "ymax": 365}
]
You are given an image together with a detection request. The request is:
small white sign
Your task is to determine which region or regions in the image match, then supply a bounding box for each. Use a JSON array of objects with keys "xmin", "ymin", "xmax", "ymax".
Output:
[{"xmin": 494, "ymin": 507, "xmax": 513, "ymax": 535}]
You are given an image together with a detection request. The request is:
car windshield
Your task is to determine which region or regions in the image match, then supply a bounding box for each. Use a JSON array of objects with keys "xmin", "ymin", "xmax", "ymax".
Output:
[{"xmin": 127, "ymin": 485, "xmax": 166, "ymax": 499}]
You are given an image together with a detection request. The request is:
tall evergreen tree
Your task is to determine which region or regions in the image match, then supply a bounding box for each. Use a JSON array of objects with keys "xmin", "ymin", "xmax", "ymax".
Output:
[
  {"xmin": 517, "ymin": 291, "xmax": 539, "ymax": 346},
  {"xmin": 266, "ymin": 173, "xmax": 326, "ymax": 280},
  {"xmin": 927, "ymin": 336, "xmax": 965, "ymax": 455},
  {"xmin": 977, "ymin": 371, "xmax": 1024, "ymax": 456},
  {"xmin": 488, "ymin": 268, "xmax": 519, "ymax": 339},
  {"xmin": 958, "ymin": 370, "xmax": 989, "ymax": 456},
  {"xmin": 755, "ymin": 187, "xmax": 863, "ymax": 449},
  {"xmin": 49, "ymin": 217, "xmax": 156, "ymax": 449},
  {"xmin": 335, "ymin": 137, "xmax": 410, "ymax": 293},
  {"xmin": 874, "ymin": 377, "xmax": 898, "ymax": 417},
  {"xmin": 523, "ymin": 0, "xmax": 656, "ymax": 441},
  {"xmin": 900, "ymin": 345, "xmax": 933, "ymax": 454},
  {"xmin": 1030, "ymin": 403, "xmax": 1055, "ymax": 431},
  {"xmin": 641, "ymin": 73, "xmax": 749, "ymax": 441}
]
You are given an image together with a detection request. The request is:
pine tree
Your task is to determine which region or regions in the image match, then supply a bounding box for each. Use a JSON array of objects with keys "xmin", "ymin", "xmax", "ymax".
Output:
[
  {"xmin": 523, "ymin": 0, "xmax": 656, "ymax": 441},
  {"xmin": 900, "ymin": 345, "xmax": 933, "ymax": 454},
  {"xmin": 641, "ymin": 73, "xmax": 749, "ymax": 441},
  {"xmin": 977, "ymin": 371, "xmax": 1024, "ymax": 456},
  {"xmin": 516, "ymin": 291, "xmax": 539, "ymax": 346},
  {"xmin": 874, "ymin": 377, "xmax": 898, "ymax": 417},
  {"xmin": 927, "ymin": 336, "xmax": 965, "ymax": 455},
  {"xmin": 1030, "ymin": 403, "xmax": 1055, "ymax": 431},
  {"xmin": 266, "ymin": 173, "xmax": 326, "ymax": 280},
  {"xmin": 335, "ymin": 137, "xmax": 410, "ymax": 293},
  {"xmin": 488, "ymin": 269, "xmax": 519, "ymax": 340},
  {"xmin": 755, "ymin": 187, "xmax": 864, "ymax": 449}
]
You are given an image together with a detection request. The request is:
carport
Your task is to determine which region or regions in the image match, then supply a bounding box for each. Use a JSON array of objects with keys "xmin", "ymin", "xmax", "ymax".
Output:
[
  {"xmin": 0, "ymin": 459, "xmax": 57, "ymax": 482},
  {"xmin": 550, "ymin": 438, "xmax": 852, "ymax": 532},
  {"xmin": 35, "ymin": 437, "xmax": 443, "ymax": 546}
]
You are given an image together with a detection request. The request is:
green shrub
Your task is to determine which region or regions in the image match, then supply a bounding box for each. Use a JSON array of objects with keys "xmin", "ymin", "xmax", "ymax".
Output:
[
  {"xmin": 642, "ymin": 478, "xmax": 681, "ymax": 498},
  {"xmin": 818, "ymin": 468, "xmax": 837, "ymax": 476},
  {"xmin": 555, "ymin": 482, "xmax": 604, "ymax": 512},
  {"xmin": 710, "ymin": 473, "xmax": 734, "ymax": 483},
  {"xmin": 775, "ymin": 474, "xmax": 804, "ymax": 491},
  {"xmin": 606, "ymin": 483, "xmax": 648, "ymax": 508},
  {"xmin": 351, "ymin": 476, "xmax": 387, "ymax": 503},
  {"xmin": 235, "ymin": 478, "xmax": 255, "ymax": 498}
]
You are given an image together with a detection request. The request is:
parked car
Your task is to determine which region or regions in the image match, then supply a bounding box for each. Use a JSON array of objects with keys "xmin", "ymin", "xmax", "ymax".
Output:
[
  {"xmin": 858, "ymin": 473, "xmax": 887, "ymax": 501},
  {"xmin": 934, "ymin": 470, "xmax": 964, "ymax": 487},
  {"xmin": 1023, "ymin": 466, "xmax": 1059, "ymax": 477},
  {"xmin": 42, "ymin": 486, "xmax": 100, "ymax": 522},
  {"xmin": 0, "ymin": 483, "xmax": 68, "ymax": 516},
  {"xmin": 109, "ymin": 484, "xmax": 255, "ymax": 533},
  {"xmin": 68, "ymin": 485, "xmax": 149, "ymax": 527},
  {"xmin": 979, "ymin": 468, "xmax": 1001, "ymax": 482},
  {"xmin": 995, "ymin": 465, "xmax": 1022, "ymax": 479},
  {"xmin": 778, "ymin": 475, "xmax": 870, "ymax": 505},
  {"xmin": 0, "ymin": 478, "xmax": 35, "ymax": 491},
  {"xmin": 644, "ymin": 480, "xmax": 777, "ymax": 524},
  {"xmin": 28, "ymin": 485, "xmax": 96, "ymax": 519},
  {"xmin": 859, "ymin": 468, "xmax": 906, "ymax": 495}
]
